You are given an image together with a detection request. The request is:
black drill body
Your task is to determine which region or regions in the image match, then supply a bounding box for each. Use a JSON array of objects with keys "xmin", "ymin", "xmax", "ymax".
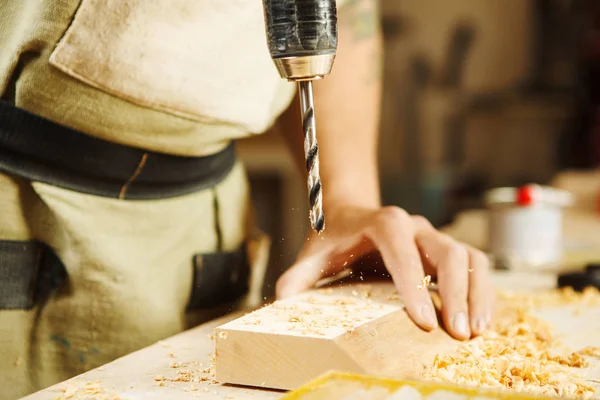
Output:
[{"xmin": 263, "ymin": 0, "xmax": 338, "ymax": 59}]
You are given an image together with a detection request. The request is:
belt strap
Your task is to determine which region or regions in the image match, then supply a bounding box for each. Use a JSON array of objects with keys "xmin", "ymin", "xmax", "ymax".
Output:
[{"xmin": 0, "ymin": 100, "xmax": 236, "ymax": 200}]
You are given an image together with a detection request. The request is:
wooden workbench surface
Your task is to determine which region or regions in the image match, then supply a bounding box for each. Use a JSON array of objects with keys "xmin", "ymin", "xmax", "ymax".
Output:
[
  {"xmin": 23, "ymin": 310, "xmax": 283, "ymax": 400},
  {"xmin": 22, "ymin": 182, "xmax": 600, "ymax": 399},
  {"xmin": 25, "ymin": 270, "xmax": 596, "ymax": 400}
]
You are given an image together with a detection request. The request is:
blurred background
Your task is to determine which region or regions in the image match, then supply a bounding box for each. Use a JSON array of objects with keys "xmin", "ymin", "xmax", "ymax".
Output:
[{"xmin": 238, "ymin": 0, "xmax": 600, "ymax": 297}]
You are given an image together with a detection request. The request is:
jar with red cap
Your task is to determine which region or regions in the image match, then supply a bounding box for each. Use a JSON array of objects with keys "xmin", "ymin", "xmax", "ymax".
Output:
[{"xmin": 484, "ymin": 184, "xmax": 574, "ymax": 271}]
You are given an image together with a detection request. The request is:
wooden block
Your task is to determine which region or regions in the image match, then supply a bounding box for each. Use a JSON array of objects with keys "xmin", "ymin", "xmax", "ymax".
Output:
[{"xmin": 214, "ymin": 283, "xmax": 458, "ymax": 391}]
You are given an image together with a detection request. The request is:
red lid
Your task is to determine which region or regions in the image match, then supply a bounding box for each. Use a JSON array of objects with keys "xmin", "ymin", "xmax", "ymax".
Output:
[{"xmin": 516, "ymin": 185, "xmax": 536, "ymax": 207}]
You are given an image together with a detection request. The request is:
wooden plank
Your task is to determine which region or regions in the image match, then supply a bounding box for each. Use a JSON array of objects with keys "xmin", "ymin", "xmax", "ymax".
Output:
[
  {"xmin": 215, "ymin": 275, "xmax": 600, "ymax": 395},
  {"xmin": 215, "ymin": 284, "xmax": 458, "ymax": 390}
]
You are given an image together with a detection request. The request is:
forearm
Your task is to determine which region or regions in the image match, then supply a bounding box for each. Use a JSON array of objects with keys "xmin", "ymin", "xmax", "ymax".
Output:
[{"xmin": 280, "ymin": 0, "xmax": 383, "ymax": 212}]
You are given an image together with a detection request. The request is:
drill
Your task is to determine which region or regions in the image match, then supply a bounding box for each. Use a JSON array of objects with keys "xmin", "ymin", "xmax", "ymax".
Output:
[{"xmin": 262, "ymin": 0, "xmax": 338, "ymax": 233}]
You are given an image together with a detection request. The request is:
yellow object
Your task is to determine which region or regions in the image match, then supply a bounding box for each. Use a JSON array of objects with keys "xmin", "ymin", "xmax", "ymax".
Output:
[{"xmin": 283, "ymin": 371, "xmax": 552, "ymax": 400}]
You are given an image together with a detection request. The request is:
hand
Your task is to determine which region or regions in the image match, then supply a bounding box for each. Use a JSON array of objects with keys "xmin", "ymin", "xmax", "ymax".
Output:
[{"xmin": 275, "ymin": 205, "xmax": 495, "ymax": 340}]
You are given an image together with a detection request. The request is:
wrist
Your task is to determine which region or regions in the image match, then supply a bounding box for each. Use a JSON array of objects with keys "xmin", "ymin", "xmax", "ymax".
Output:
[{"xmin": 321, "ymin": 171, "xmax": 381, "ymax": 214}]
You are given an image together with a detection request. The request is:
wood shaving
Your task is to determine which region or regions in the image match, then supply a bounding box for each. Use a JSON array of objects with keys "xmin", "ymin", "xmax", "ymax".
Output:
[
  {"xmin": 184, "ymin": 384, "xmax": 198, "ymax": 392},
  {"xmin": 155, "ymin": 359, "xmax": 217, "ymax": 387},
  {"xmin": 418, "ymin": 275, "xmax": 432, "ymax": 291},
  {"xmin": 228, "ymin": 284, "xmax": 398, "ymax": 338},
  {"xmin": 423, "ymin": 288, "xmax": 600, "ymax": 399},
  {"xmin": 497, "ymin": 287, "xmax": 600, "ymax": 310},
  {"xmin": 243, "ymin": 317, "xmax": 262, "ymax": 325},
  {"xmin": 55, "ymin": 381, "xmax": 123, "ymax": 400},
  {"xmin": 579, "ymin": 347, "xmax": 600, "ymax": 357},
  {"xmin": 270, "ymin": 300, "xmax": 377, "ymax": 336}
]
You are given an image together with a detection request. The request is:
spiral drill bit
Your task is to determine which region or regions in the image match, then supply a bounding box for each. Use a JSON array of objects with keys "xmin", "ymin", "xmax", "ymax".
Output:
[
  {"xmin": 299, "ymin": 81, "xmax": 324, "ymax": 232},
  {"xmin": 262, "ymin": 0, "xmax": 338, "ymax": 233}
]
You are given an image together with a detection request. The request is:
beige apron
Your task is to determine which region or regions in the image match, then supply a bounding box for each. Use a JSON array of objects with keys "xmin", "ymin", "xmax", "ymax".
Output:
[{"xmin": 0, "ymin": 0, "xmax": 301, "ymax": 398}]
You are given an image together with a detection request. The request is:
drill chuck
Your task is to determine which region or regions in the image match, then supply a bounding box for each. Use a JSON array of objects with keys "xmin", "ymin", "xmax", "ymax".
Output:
[{"xmin": 263, "ymin": 0, "xmax": 338, "ymax": 81}]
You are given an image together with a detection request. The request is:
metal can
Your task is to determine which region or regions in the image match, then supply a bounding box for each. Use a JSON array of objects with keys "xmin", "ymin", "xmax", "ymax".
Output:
[{"xmin": 484, "ymin": 184, "xmax": 573, "ymax": 271}]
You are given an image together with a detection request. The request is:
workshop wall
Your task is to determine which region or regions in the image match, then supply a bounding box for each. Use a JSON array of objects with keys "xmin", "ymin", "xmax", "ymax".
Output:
[{"xmin": 379, "ymin": 0, "xmax": 581, "ymax": 226}]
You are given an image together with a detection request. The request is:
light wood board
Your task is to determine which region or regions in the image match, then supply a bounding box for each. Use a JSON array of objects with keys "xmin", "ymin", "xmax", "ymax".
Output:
[
  {"xmin": 215, "ymin": 277, "xmax": 600, "ymax": 395},
  {"xmin": 215, "ymin": 284, "xmax": 459, "ymax": 390}
]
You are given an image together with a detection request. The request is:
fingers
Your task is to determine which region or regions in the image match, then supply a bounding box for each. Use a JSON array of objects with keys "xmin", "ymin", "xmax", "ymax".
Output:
[
  {"xmin": 276, "ymin": 232, "xmax": 367, "ymax": 299},
  {"xmin": 413, "ymin": 215, "xmax": 493, "ymax": 339},
  {"xmin": 275, "ymin": 251, "xmax": 331, "ymax": 299},
  {"xmin": 465, "ymin": 246, "xmax": 495, "ymax": 334},
  {"xmin": 465, "ymin": 245, "xmax": 493, "ymax": 335},
  {"xmin": 365, "ymin": 207, "xmax": 438, "ymax": 331},
  {"xmin": 414, "ymin": 226, "xmax": 471, "ymax": 340}
]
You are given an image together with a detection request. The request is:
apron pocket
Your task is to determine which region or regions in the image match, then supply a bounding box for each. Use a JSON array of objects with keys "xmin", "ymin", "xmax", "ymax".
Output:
[
  {"xmin": 187, "ymin": 244, "xmax": 250, "ymax": 310},
  {"xmin": 0, "ymin": 240, "xmax": 67, "ymax": 310}
]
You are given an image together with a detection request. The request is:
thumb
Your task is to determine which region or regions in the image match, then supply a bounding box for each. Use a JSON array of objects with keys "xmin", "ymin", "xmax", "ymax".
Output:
[{"xmin": 275, "ymin": 250, "xmax": 336, "ymax": 299}]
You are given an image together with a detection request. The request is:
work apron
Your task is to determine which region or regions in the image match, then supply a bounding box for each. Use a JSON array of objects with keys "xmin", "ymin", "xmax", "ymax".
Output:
[{"xmin": 0, "ymin": 1, "xmax": 297, "ymax": 398}]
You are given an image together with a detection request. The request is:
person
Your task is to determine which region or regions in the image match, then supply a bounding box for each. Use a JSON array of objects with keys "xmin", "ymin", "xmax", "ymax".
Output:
[{"xmin": 0, "ymin": 0, "xmax": 493, "ymax": 398}]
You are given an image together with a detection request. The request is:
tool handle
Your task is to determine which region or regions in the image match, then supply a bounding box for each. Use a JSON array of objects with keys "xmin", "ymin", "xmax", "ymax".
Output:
[{"xmin": 263, "ymin": 0, "xmax": 338, "ymax": 59}]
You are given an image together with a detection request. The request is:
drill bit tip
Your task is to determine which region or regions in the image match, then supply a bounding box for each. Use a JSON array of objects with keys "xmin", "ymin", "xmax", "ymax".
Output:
[{"xmin": 313, "ymin": 213, "xmax": 325, "ymax": 233}]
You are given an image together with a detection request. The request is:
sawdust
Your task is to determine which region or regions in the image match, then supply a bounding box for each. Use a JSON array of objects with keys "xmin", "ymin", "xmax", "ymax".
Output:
[
  {"xmin": 418, "ymin": 275, "xmax": 432, "ymax": 291},
  {"xmin": 497, "ymin": 287, "xmax": 600, "ymax": 311},
  {"xmin": 579, "ymin": 347, "xmax": 600, "ymax": 357},
  {"xmin": 234, "ymin": 285, "xmax": 389, "ymax": 336},
  {"xmin": 286, "ymin": 306, "xmax": 355, "ymax": 334},
  {"xmin": 422, "ymin": 287, "xmax": 600, "ymax": 399},
  {"xmin": 55, "ymin": 381, "xmax": 123, "ymax": 400},
  {"xmin": 154, "ymin": 354, "xmax": 218, "ymax": 389},
  {"xmin": 270, "ymin": 298, "xmax": 378, "ymax": 335}
]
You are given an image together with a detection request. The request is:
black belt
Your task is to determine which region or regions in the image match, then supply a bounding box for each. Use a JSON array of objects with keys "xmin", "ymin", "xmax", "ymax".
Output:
[{"xmin": 0, "ymin": 100, "xmax": 237, "ymax": 200}]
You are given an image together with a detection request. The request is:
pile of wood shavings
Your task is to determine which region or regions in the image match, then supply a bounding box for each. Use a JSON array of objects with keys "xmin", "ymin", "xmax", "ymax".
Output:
[
  {"xmin": 55, "ymin": 381, "xmax": 123, "ymax": 400},
  {"xmin": 497, "ymin": 287, "xmax": 600, "ymax": 310},
  {"xmin": 266, "ymin": 286, "xmax": 394, "ymax": 336},
  {"xmin": 154, "ymin": 352, "xmax": 218, "ymax": 393},
  {"xmin": 233, "ymin": 285, "xmax": 394, "ymax": 336},
  {"xmin": 423, "ymin": 287, "xmax": 600, "ymax": 399},
  {"xmin": 271, "ymin": 301, "xmax": 373, "ymax": 335}
]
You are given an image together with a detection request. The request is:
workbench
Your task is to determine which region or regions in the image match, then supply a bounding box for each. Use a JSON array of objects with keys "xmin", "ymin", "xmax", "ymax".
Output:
[
  {"xmin": 22, "ymin": 195, "xmax": 600, "ymax": 399},
  {"xmin": 21, "ymin": 267, "xmax": 599, "ymax": 400}
]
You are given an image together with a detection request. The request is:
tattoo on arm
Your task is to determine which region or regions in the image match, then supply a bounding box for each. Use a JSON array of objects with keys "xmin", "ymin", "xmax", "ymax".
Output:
[
  {"xmin": 340, "ymin": 0, "xmax": 380, "ymax": 43},
  {"xmin": 339, "ymin": 0, "xmax": 383, "ymax": 84}
]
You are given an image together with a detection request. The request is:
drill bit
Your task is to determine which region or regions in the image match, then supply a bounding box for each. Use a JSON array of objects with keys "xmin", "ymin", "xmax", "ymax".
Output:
[{"xmin": 298, "ymin": 80, "xmax": 325, "ymax": 233}]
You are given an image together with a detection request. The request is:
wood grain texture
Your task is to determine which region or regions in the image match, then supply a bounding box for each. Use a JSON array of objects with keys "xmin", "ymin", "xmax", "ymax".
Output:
[{"xmin": 214, "ymin": 284, "xmax": 459, "ymax": 390}]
